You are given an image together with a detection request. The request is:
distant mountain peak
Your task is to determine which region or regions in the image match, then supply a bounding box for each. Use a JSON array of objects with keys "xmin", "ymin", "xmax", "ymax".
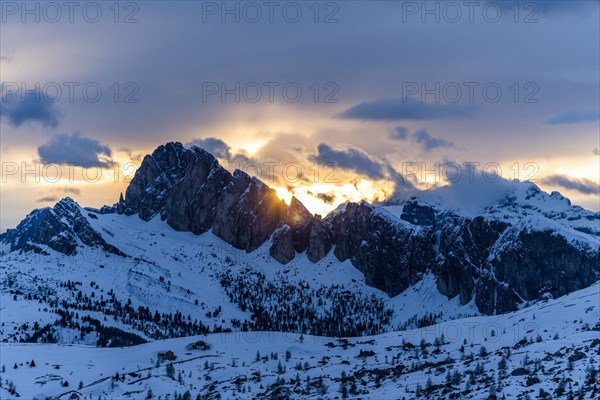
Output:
[{"xmin": 0, "ymin": 197, "xmax": 125, "ymax": 257}]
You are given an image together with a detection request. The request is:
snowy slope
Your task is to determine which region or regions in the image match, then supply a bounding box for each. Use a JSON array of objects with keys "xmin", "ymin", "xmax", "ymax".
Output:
[
  {"xmin": 405, "ymin": 180, "xmax": 599, "ymax": 240},
  {"xmin": 1, "ymin": 282, "xmax": 598, "ymax": 399},
  {"xmin": 1, "ymin": 205, "xmax": 478, "ymax": 346}
]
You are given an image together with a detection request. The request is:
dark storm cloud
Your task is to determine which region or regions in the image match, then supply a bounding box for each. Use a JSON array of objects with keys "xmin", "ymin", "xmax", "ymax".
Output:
[
  {"xmin": 390, "ymin": 126, "xmax": 409, "ymax": 140},
  {"xmin": 542, "ymin": 175, "xmax": 599, "ymax": 195},
  {"xmin": 545, "ymin": 110, "xmax": 600, "ymax": 125},
  {"xmin": 338, "ymin": 98, "xmax": 474, "ymax": 122},
  {"xmin": 186, "ymin": 137, "xmax": 261, "ymax": 178},
  {"xmin": 413, "ymin": 130, "xmax": 454, "ymax": 151},
  {"xmin": 186, "ymin": 137, "xmax": 233, "ymax": 160},
  {"xmin": 388, "ymin": 126, "xmax": 455, "ymax": 152},
  {"xmin": 315, "ymin": 193, "xmax": 336, "ymax": 204},
  {"xmin": 384, "ymin": 161, "xmax": 417, "ymax": 202},
  {"xmin": 0, "ymin": 89, "xmax": 61, "ymax": 128},
  {"xmin": 36, "ymin": 196, "xmax": 59, "ymax": 203},
  {"xmin": 311, "ymin": 143, "xmax": 386, "ymax": 179},
  {"xmin": 36, "ymin": 187, "xmax": 81, "ymax": 203},
  {"xmin": 38, "ymin": 133, "xmax": 115, "ymax": 168},
  {"xmin": 120, "ymin": 148, "xmax": 144, "ymax": 163},
  {"xmin": 56, "ymin": 187, "xmax": 81, "ymax": 196}
]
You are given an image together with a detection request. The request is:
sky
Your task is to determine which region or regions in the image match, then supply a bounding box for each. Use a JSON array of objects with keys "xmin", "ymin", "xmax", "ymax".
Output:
[{"xmin": 1, "ymin": 0, "xmax": 599, "ymax": 231}]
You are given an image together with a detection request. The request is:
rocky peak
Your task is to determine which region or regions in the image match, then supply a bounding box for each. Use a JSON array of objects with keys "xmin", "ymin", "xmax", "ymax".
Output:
[
  {"xmin": 1, "ymin": 197, "xmax": 124, "ymax": 256},
  {"xmin": 164, "ymin": 145, "xmax": 228, "ymax": 234},
  {"xmin": 269, "ymin": 196, "xmax": 314, "ymax": 263},
  {"xmin": 549, "ymin": 190, "xmax": 571, "ymax": 205},
  {"xmin": 122, "ymin": 142, "xmax": 189, "ymax": 220},
  {"xmin": 286, "ymin": 197, "xmax": 312, "ymax": 228},
  {"xmin": 120, "ymin": 143, "xmax": 315, "ymax": 258}
]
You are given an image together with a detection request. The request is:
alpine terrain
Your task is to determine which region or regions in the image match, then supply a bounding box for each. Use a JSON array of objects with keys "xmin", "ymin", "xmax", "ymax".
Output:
[{"xmin": 1, "ymin": 142, "xmax": 599, "ymax": 400}]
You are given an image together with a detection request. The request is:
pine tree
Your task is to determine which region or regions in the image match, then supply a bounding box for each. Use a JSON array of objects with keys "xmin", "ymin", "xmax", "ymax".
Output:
[
  {"xmin": 340, "ymin": 379, "xmax": 349, "ymax": 399},
  {"xmin": 166, "ymin": 362, "xmax": 175, "ymax": 379},
  {"xmin": 350, "ymin": 379, "xmax": 358, "ymax": 395},
  {"xmin": 479, "ymin": 346, "xmax": 488, "ymax": 356},
  {"xmin": 498, "ymin": 355, "xmax": 508, "ymax": 378},
  {"xmin": 556, "ymin": 376, "xmax": 566, "ymax": 396}
]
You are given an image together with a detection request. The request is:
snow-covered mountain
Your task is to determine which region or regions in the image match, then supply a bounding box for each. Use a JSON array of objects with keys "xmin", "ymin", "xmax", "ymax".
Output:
[{"xmin": 0, "ymin": 141, "xmax": 598, "ymax": 399}]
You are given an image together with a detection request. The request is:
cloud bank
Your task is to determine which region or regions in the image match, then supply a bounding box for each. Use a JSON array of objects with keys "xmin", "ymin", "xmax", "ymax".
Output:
[
  {"xmin": 542, "ymin": 175, "xmax": 599, "ymax": 195},
  {"xmin": 338, "ymin": 98, "xmax": 475, "ymax": 122},
  {"xmin": 0, "ymin": 89, "xmax": 62, "ymax": 128},
  {"xmin": 38, "ymin": 133, "xmax": 115, "ymax": 168}
]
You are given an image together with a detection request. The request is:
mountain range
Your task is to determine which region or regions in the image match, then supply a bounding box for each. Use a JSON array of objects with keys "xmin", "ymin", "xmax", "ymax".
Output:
[
  {"xmin": 0, "ymin": 141, "xmax": 598, "ymax": 399},
  {"xmin": 3, "ymin": 142, "xmax": 598, "ymax": 316}
]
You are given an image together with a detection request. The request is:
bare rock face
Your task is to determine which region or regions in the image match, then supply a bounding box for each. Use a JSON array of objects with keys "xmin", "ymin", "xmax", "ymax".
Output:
[
  {"xmin": 213, "ymin": 170, "xmax": 287, "ymax": 252},
  {"xmin": 322, "ymin": 202, "xmax": 435, "ymax": 296},
  {"xmin": 475, "ymin": 274, "xmax": 521, "ymax": 315},
  {"xmin": 268, "ymin": 196, "xmax": 314, "ymax": 264},
  {"xmin": 269, "ymin": 225, "xmax": 296, "ymax": 264},
  {"xmin": 400, "ymin": 198, "xmax": 436, "ymax": 226},
  {"xmin": 165, "ymin": 147, "xmax": 231, "ymax": 234},
  {"xmin": 434, "ymin": 216, "xmax": 509, "ymax": 305},
  {"xmin": 302, "ymin": 198, "xmax": 599, "ymax": 315},
  {"xmin": 285, "ymin": 197, "xmax": 313, "ymax": 252},
  {"xmin": 491, "ymin": 230, "xmax": 600, "ymax": 304},
  {"xmin": 306, "ymin": 216, "xmax": 333, "ymax": 263},
  {"xmin": 122, "ymin": 142, "xmax": 188, "ymax": 220}
]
